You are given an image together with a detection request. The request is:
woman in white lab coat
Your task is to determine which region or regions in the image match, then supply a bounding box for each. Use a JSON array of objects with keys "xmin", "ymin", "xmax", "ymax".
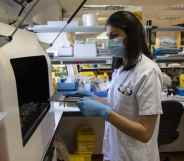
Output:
[{"xmin": 79, "ymin": 11, "xmax": 163, "ymax": 161}]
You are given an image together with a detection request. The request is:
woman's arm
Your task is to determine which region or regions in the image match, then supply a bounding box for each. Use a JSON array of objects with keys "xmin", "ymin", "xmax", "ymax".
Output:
[
  {"xmin": 79, "ymin": 99, "xmax": 158, "ymax": 143},
  {"xmin": 108, "ymin": 111, "xmax": 158, "ymax": 143}
]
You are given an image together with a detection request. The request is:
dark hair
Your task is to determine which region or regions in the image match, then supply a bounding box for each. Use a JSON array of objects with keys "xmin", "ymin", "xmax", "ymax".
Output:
[{"xmin": 106, "ymin": 11, "xmax": 152, "ymax": 70}]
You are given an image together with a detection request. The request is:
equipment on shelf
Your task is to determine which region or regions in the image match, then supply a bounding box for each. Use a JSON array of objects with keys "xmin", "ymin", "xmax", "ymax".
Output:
[{"xmin": 154, "ymin": 48, "xmax": 182, "ymax": 56}]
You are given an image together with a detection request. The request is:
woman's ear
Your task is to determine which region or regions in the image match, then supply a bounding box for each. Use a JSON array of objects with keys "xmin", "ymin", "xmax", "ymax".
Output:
[{"xmin": 123, "ymin": 38, "xmax": 128, "ymax": 47}]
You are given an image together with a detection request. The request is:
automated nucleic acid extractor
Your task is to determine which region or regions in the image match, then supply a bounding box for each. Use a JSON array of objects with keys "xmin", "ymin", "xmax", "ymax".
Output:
[{"xmin": 0, "ymin": 22, "xmax": 60, "ymax": 161}]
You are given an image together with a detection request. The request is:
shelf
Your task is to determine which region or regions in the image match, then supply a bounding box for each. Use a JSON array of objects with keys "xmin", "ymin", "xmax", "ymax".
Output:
[
  {"xmin": 152, "ymin": 26, "xmax": 184, "ymax": 32},
  {"xmin": 29, "ymin": 25, "xmax": 105, "ymax": 33},
  {"xmin": 156, "ymin": 56, "xmax": 184, "ymax": 63},
  {"xmin": 50, "ymin": 56, "xmax": 112, "ymax": 64},
  {"xmin": 162, "ymin": 95, "xmax": 184, "ymax": 105},
  {"xmin": 79, "ymin": 68, "xmax": 112, "ymax": 72},
  {"xmin": 160, "ymin": 66, "xmax": 184, "ymax": 69}
]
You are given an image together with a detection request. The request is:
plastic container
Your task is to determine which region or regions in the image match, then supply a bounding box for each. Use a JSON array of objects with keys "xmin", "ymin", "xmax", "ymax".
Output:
[
  {"xmin": 176, "ymin": 87, "xmax": 184, "ymax": 96},
  {"xmin": 57, "ymin": 81, "xmax": 78, "ymax": 91},
  {"xmin": 82, "ymin": 14, "xmax": 97, "ymax": 27}
]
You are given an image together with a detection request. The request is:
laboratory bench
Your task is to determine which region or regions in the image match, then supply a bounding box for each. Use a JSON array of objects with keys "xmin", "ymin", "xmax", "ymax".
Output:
[{"xmin": 51, "ymin": 101, "xmax": 105, "ymax": 160}]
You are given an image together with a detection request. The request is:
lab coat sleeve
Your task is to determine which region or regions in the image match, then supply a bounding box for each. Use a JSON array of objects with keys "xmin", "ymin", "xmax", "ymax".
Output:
[{"xmin": 135, "ymin": 69, "xmax": 163, "ymax": 116}]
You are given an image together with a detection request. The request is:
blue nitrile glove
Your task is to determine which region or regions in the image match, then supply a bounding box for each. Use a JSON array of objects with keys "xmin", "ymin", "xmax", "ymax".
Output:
[
  {"xmin": 77, "ymin": 89, "xmax": 93, "ymax": 97},
  {"xmin": 63, "ymin": 89, "xmax": 93, "ymax": 97},
  {"xmin": 93, "ymin": 90, "xmax": 108, "ymax": 97},
  {"xmin": 62, "ymin": 91, "xmax": 78, "ymax": 96},
  {"xmin": 79, "ymin": 99, "xmax": 112, "ymax": 120},
  {"xmin": 57, "ymin": 81, "xmax": 78, "ymax": 91}
]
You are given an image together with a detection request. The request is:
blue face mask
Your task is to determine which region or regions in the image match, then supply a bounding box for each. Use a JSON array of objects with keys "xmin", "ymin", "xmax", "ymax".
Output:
[{"xmin": 108, "ymin": 38, "xmax": 127, "ymax": 57}]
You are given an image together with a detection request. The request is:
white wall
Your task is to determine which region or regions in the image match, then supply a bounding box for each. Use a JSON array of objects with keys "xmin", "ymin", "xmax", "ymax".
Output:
[{"xmin": 31, "ymin": 0, "xmax": 62, "ymax": 24}]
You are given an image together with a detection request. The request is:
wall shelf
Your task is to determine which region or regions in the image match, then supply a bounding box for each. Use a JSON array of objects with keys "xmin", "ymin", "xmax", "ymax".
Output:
[
  {"xmin": 29, "ymin": 25, "xmax": 105, "ymax": 33},
  {"xmin": 152, "ymin": 26, "xmax": 184, "ymax": 32},
  {"xmin": 50, "ymin": 56, "xmax": 112, "ymax": 64},
  {"xmin": 160, "ymin": 66, "xmax": 184, "ymax": 69},
  {"xmin": 79, "ymin": 68, "xmax": 112, "ymax": 72},
  {"xmin": 156, "ymin": 56, "xmax": 184, "ymax": 63}
]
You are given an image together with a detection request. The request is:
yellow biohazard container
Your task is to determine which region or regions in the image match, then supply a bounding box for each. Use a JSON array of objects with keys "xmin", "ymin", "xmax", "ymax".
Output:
[
  {"xmin": 179, "ymin": 74, "xmax": 184, "ymax": 88},
  {"xmin": 76, "ymin": 127, "xmax": 97, "ymax": 154},
  {"xmin": 69, "ymin": 154, "xmax": 91, "ymax": 161}
]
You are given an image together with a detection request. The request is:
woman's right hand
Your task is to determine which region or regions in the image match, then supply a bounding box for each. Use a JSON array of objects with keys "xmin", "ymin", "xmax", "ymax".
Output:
[
  {"xmin": 79, "ymin": 98, "xmax": 112, "ymax": 120},
  {"xmin": 92, "ymin": 96, "xmax": 112, "ymax": 106}
]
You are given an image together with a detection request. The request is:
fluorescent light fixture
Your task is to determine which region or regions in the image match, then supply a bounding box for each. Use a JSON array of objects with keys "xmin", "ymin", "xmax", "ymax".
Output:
[
  {"xmin": 83, "ymin": 5, "xmax": 126, "ymax": 11},
  {"xmin": 169, "ymin": 4, "xmax": 184, "ymax": 10},
  {"xmin": 83, "ymin": 5, "xmax": 142, "ymax": 12},
  {"xmin": 160, "ymin": 15, "xmax": 181, "ymax": 20}
]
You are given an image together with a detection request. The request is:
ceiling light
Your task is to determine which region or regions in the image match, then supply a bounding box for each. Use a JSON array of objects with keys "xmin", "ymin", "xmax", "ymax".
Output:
[
  {"xmin": 169, "ymin": 4, "xmax": 184, "ymax": 10},
  {"xmin": 83, "ymin": 5, "xmax": 126, "ymax": 11},
  {"xmin": 160, "ymin": 15, "xmax": 181, "ymax": 20}
]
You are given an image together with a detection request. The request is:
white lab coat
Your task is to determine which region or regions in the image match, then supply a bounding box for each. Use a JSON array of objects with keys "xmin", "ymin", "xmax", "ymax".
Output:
[{"xmin": 103, "ymin": 55, "xmax": 163, "ymax": 161}]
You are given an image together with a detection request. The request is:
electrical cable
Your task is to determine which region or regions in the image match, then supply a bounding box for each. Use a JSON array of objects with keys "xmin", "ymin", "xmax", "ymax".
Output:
[
  {"xmin": 9, "ymin": 5, "xmax": 26, "ymax": 25},
  {"xmin": 49, "ymin": 0, "xmax": 88, "ymax": 47}
]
